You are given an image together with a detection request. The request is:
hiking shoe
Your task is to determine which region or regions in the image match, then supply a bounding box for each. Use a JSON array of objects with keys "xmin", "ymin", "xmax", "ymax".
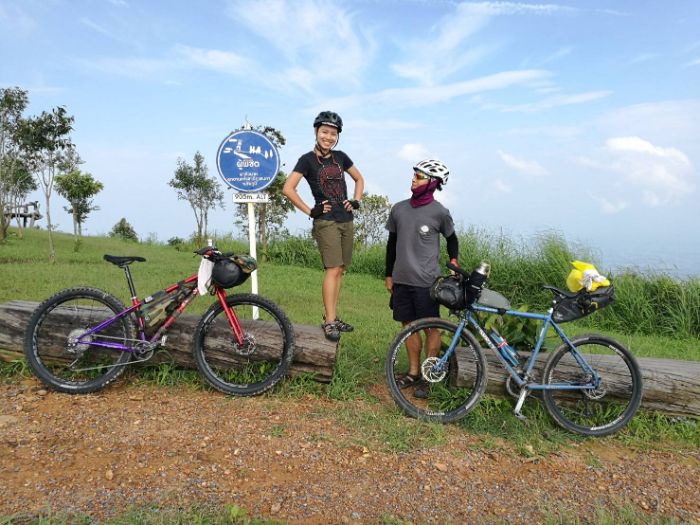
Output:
[
  {"xmin": 322, "ymin": 321, "xmax": 341, "ymax": 342},
  {"xmin": 323, "ymin": 315, "xmax": 354, "ymax": 333},
  {"xmin": 413, "ymin": 384, "xmax": 430, "ymax": 399}
]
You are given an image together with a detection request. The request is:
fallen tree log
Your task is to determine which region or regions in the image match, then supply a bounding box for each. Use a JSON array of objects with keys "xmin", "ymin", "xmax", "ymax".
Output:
[
  {"xmin": 1, "ymin": 301, "xmax": 699, "ymax": 416},
  {"xmin": 452, "ymin": 342, "xmax": 700, "ymax": 417},
  {"xmin": 0, "ymin": 300, "xmax": 337, "ymax": 383}
]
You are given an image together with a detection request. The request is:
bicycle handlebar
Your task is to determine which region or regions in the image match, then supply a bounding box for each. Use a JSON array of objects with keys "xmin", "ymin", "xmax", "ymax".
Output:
[
  {"xmin": 447, "ymin": 261, "xmax": 470, "ymax": 278},
  {"xmin": 194, "ymin": 246, "xmax": 236, "ymax": 262}
]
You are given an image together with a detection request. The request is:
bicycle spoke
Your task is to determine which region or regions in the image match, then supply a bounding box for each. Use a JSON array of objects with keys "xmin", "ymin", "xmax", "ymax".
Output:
[
  {"xmin": 542, "ymin": 335, "xmax": 642, "ymax": 436},
  {"xmin": 385, "ymin": 318, "xmax": 487, "ymax": 424},
  {"xmin": 25, "ymin": 288, "xmax": 133, "ymax": 393},
  {"xmin": 193, "ymin": 294, "xmax": 294, "ymax": 396}
]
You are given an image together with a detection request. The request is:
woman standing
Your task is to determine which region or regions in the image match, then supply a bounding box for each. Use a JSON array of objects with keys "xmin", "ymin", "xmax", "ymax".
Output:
[{"xmin": 283, "ymin": 111, "xmax": 365, "ymax": 341}]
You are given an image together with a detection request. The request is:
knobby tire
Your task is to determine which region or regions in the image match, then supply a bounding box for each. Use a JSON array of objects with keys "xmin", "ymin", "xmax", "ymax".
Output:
[
  {"xmin": 192, "ymin": 293, "xmax": 295, "ymax": 396},
  {"xmin": 24, "ymin": 287, "xmax": 134, "ymax": 394}
]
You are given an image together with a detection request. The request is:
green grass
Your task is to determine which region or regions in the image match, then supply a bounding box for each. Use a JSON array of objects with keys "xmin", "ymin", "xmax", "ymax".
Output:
[
  {"xmin": 1, "ymin": 227, "xmax": 699, "ymax": 452},
  {"xmin": 0, "ymin": 501, "xmax": 684, "ymax": 525},
  {"xmin": 0, "ymin": 504, "xmax": 282, "ymax": 525}
]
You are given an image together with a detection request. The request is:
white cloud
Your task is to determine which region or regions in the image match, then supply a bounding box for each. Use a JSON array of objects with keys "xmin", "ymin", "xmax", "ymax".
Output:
[
  {"xmin": 390, "ymin": 2, "xmax": 573, "ymax": 86},
  {"xmin": 175, "ymin": 45, "xmax": 249, "ymax": 73},
  {"xmin": 464, "ymin": 2, "xmax": 578, "ymax": 16},
  {"xmin": 321, "ymin": 69, "xmax": 550, "ymax": 111},
  {"xmin": 398, "ymin": 143, "xmax": 430, "ymax": 162},
  {"xmin": 80, "ymin": 56, "xmax": 178, "ymax": 78},
  {"xmin": 0, "ymin": 3, "xmax": 37, "ymax": 35},
  {"xmin": 497, "ymin": 150, "xmax": 548, "ymax": 176},
  {"xmin": 597, "ymin": 100, "xmax": 700, "ymax": 146},
  {"xmin": 494, "ymin": 178, "xmax": 512, "ymax": 192},
  {"xmin": 628, "ymin": 53, "xmax": 658, "ymax": 65},
  {"xmin": 80, "ymin": 17, "xmax": 112, "ymax": 37},
  {"xmin": 604, "ymin": 136, "xmax": 694, "ymax": 206},
  {"xmin": 541, "ymin": 46, "xmax": 572, "ymax": 64},
  {"xmin": 606, "ymin": 136, "xmax": 689, "ymax": 164},
  {"xmin": 687, "ymin": 58, "xmax": 700, "ymax": 66},
  {"xmin": 591, "ymin": 195, "xmax": 628, "ymax": 214},
  {"xmin": 502, "ymin": 90, "xmax": 612, "ymax": 112},
  {"xmin": 225, "ymin": 0, "xmax": 374, "ymax": 93}
]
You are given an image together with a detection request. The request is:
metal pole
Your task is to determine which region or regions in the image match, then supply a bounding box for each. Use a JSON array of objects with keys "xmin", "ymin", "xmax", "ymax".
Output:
[{"xmin": 247, "ymin": 201, "xmax": 259, "ymax": 318}]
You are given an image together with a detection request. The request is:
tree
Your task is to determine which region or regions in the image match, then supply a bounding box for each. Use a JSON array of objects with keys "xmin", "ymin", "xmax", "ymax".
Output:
[
  {"xmin": 353, "ymin": 192, "xmax": 391, "ymax": 246},
  {"xmin": 0, "ymin": 87, "xmax": 30, "ymax": 240},
  {"xmin": 168, "ymin": 151, "xmax": 224, "ymax": 245},
  {"xmin": 18, "ymin": 106, "xmax": 74, "ymax": 262},
  {"xmin": 232, "ymin": 125, "xmax": 294, "ymax": 260},
  {"xmin": 3, "ymin": 157, "xmax": 37, "ymax": 236},
  {"xmin": 109, "ymin": 217, "xmax": 138, "ymax": 242},
  {"xmin": 55, "ymin": 169, "xmax": 104, "ymax": 237}
]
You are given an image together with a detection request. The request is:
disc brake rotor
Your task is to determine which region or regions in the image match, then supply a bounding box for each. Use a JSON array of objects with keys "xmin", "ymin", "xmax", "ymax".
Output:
[
  {"xmin": 233, "ymin": 334, "xmax": 256, "ymax": 356},
  {"xmin": 421, "ymin": 356, "xmax": 447, "ymax": 383}
]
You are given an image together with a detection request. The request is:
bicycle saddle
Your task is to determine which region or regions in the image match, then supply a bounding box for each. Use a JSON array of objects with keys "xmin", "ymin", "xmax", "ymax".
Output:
[
  {"xmin": 103, "ymin": 254, "xmax": 146, "ymax": 266},
  {"xmin": 542, "ymin": 285, "xmax": 578, "ymax": 299}
]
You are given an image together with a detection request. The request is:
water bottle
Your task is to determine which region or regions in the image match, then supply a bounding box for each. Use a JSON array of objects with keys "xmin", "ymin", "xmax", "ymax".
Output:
[
  {"xmin": 490, "ymin": 329, "xmax": 520, "ymax": 367},
  {"xmin": 465, "ymin": 261, "xmax": 490, "ymax": 304}
]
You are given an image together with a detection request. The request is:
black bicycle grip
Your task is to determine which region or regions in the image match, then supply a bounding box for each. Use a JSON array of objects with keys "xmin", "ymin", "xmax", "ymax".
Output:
[{"xmin": 447, "ymin": 261, "xmax": 469, "ymax": 278}]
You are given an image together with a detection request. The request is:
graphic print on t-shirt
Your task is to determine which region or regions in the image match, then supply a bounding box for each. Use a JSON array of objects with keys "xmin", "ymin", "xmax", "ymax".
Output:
[{"xmin": 318, "ymin": 155, "xmax": 346, "ymax": 203}]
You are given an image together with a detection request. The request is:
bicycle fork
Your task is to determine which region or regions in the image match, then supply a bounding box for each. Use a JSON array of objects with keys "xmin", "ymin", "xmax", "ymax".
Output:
[{"xmin": 215, "ymin": 288, "xmax": 245, "ymax": 345}]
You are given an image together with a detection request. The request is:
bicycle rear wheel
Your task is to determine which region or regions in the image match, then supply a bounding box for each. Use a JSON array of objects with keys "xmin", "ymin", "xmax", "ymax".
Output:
[
  {"xmin": 542, "ymin": 334, "xmax": 643, "ymax": 436},
  {"xmin": 192, "ymin": 293, "xmax": 295, "ymax": 396},
  {"xmin": 385, "ymin": 318, "xmax": 487, "ymax": 423},
  {"xmin": 24, "ymin": 287, "xmax": 133, "ymax": 394}
]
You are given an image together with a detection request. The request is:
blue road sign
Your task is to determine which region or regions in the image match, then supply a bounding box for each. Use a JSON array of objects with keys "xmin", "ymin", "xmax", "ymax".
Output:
[{"xmin": 216, "ymin": 130, "xmax": 280, "ymax": 193}]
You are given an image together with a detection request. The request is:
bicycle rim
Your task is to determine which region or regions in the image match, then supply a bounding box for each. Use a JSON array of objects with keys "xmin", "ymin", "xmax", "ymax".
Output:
[
  {"xmin": 24, "ymin": 288, "xmax": 133, "ymax": 393},
  {"xmin": 542, "ymin": 334, "xmax": 643, "ymax": 436},
  {"xmin": 385, "ymin": 318, "xmax": 487, "ymax": 424},
  {"xmin": 193, "ymin": 294, "xmax": 294, "ymax": 396}
]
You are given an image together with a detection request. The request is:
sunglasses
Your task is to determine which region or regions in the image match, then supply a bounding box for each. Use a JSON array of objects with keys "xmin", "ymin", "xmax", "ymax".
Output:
[{"xmin": 412, "ymin": 172, "xmax": 430, "ymax": 180}]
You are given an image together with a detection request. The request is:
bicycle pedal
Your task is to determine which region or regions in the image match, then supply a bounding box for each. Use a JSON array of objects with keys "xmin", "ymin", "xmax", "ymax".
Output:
[
  {"xmin": 513, "ymin": 410, "xmax": 528, "ymax": 421},
  {"xmin": 513, "ymin": 388, "xmax": 529, "ymax": 420},
  {"xmin": 159, "ymin": 335, "xmax": 168, "ymax": 347}
]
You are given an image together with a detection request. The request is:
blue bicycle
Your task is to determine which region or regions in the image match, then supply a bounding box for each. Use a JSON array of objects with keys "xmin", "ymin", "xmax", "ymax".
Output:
[{"xmin": 385, "ymin": 262, "xmax": 643, "ymax": 436}]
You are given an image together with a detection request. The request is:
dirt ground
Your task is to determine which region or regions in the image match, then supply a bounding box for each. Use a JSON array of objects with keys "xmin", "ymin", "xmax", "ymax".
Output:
[{"xmin": 1, "ymin": 378, "xmax": 699, "ymax": 524}]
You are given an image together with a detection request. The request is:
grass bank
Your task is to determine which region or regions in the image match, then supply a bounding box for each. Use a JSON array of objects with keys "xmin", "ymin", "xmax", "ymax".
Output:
[{"xmin": 1, "ymin": 228, "xmax": 698, "ymax": 451}]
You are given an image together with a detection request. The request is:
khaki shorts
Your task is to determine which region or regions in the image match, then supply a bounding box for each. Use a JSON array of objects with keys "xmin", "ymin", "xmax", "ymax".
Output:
[{"xmin": 312, "ymin": 220, "xmax": 354, "ymax": 268}]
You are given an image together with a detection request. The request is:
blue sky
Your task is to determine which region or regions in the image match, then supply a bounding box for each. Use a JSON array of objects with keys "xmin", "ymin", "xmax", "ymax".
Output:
[{"xmin": 2, "ymin": 0, "xmax": 699, "ymax": 276}]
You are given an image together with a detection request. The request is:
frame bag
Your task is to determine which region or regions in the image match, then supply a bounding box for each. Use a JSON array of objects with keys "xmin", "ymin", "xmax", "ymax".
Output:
[{"xmin": 552, "ymin": 284, "xmax": 615, "ymax": 323}]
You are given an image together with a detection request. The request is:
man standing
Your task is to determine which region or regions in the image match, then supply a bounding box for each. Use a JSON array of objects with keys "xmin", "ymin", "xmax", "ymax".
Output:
[{"xmin": 385, "ymin": 159, "xmax": 459, "ymax": 398}]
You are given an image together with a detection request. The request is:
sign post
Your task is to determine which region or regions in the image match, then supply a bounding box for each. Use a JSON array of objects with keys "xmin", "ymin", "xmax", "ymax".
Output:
[{"xmin": 216, "ymin": 128, "xmax": 280, "ymax": 302}]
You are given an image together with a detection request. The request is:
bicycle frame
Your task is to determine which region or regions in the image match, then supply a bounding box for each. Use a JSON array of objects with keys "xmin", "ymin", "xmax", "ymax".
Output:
[
  {"xmin": 434, "ymin": 303, "xmax": 602, "ymax": 393},
  {"xmin": 73, "ymin": 266, "xmax": 245, "ymax": 355}
]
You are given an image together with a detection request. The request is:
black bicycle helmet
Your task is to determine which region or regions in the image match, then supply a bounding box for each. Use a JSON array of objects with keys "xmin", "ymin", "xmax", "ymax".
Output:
[
  {"xmin": 211, "ymin": 258, "xmax": 243, "ymax": 289},
  {"xmin": 313, "ymin": 111, "xmax": 343, "ymax": 133}
]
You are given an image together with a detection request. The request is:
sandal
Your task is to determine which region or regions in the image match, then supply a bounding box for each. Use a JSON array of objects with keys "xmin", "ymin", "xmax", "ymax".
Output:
[
  {"xmin": 322, "ymin": 321, "xmax": 341, "ymax": 342},
  {"xmin": 323, "ymin": 315, "xmax": 354, "ymax": 333},
  {"xmin": 334, "ymin": 317, "xmax": 354, "ymax": 333},
  {"xmin": 395, "ymin": 372, "xmax": 423, "ymax": 389}
]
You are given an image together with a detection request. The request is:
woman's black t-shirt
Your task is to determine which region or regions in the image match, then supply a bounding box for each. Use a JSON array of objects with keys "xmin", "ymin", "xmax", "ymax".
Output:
[{"xmin": 293, "ymin": 150, "xmax": 354, "ymax": 223}]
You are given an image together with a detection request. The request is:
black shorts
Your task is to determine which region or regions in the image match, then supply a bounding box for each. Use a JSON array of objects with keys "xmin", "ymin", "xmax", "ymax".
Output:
[{"xmin": 390, "ymin": 283, "xmax": 440, "ymax": 323}]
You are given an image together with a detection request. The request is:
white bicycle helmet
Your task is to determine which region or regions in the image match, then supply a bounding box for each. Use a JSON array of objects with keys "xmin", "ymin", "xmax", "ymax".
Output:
[{"xmin": 414, "ymin": 159, "xmax": 449, "ymax": 185}]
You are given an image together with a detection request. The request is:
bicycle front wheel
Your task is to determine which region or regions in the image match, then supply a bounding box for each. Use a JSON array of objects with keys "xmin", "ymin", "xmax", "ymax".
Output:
[
  {"xmin": 385, "ymin": 318, "xmax": 487, "ymax": 423},
  {"xmin": 192, "ymin": 293, "xmax": 295, "ymax": 396},
  {"xmin": 542, "ymin": 334, "xmax": 643, "ymax": 436},
  {"xmin": 24, "ymin": 287, "xmax": 134, "ymax": 394}
]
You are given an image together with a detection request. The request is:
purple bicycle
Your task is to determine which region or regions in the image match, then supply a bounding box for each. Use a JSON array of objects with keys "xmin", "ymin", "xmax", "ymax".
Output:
[{"xmin": 23, "ymin": 245, "xmax": 294, "ymax": 396}]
